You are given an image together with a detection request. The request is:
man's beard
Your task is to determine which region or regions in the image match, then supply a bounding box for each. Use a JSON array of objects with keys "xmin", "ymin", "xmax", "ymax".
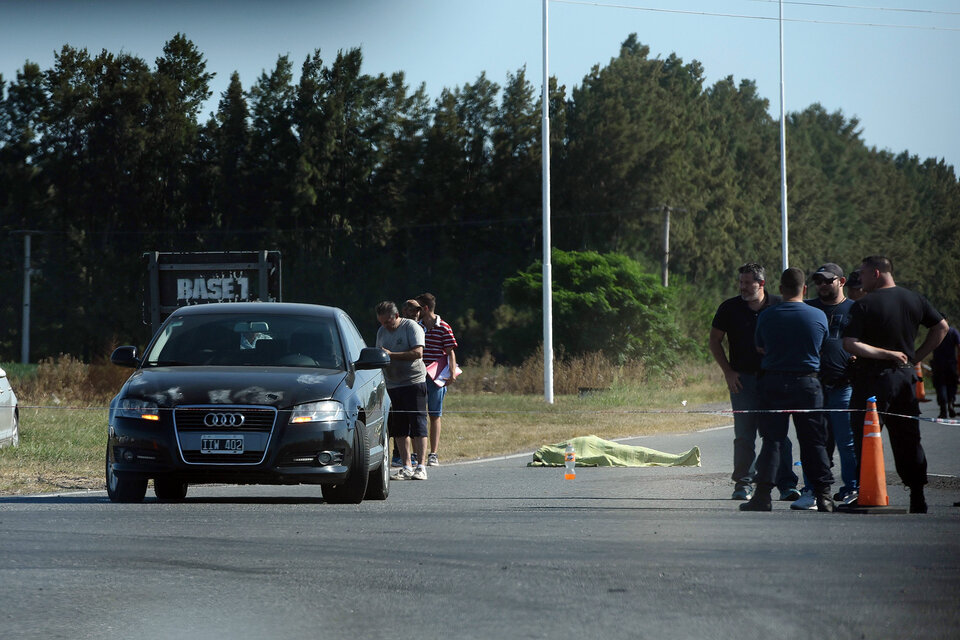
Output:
[{"xmin": 740, "ymin": 290, "xmax": 761, "ymax": 302}]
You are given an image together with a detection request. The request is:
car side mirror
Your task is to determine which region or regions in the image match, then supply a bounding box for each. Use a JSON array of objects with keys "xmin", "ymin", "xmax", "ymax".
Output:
[
  {"xmin": 110, "ymin": 346, "xmax": 141, "ymax": 368},
  {"xmin": 354, "ymin": 347, "xmax": 390, "ymax": 370}
]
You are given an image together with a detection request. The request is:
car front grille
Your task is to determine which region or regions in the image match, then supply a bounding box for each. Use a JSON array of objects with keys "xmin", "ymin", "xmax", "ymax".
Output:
[
  {"xmin": 174, "ymin": 405, "xmax": 277, "ymax": 465},
  {"xmin": 173, "ymin": 406, "xmax": 276, "ymax": 431}
]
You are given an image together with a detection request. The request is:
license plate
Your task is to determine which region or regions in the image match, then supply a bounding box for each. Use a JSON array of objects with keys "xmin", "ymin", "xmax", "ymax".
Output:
[{"xmin": 200, "ymin": 434, "xmax": 244, "ymax": 454}]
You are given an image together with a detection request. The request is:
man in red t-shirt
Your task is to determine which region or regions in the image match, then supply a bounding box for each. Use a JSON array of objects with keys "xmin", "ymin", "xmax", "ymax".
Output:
[{"xmin": 416, "ymin": 293, "xmax": 459, "ymax": 466}]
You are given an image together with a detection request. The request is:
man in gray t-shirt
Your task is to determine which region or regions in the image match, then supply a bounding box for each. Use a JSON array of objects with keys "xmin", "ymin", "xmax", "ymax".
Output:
[{"xmin": 376, "ymin": 301, "xmax": 429, "ymax": 480}]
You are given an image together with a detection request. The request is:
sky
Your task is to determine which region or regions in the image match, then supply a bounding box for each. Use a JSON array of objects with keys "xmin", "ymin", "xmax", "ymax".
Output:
[{"xmin": 1, "ymin": 0, "xmax": 958, "ymax": 170}]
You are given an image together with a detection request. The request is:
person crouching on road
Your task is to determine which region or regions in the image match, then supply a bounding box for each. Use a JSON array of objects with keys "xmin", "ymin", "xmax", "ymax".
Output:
[
  {"xmin": 376, "ymin": 301, "xmax": 429, "ymax": 481},
  {"xmin": 741, "ymin": 268, "xmax": 835, "ymax": 512}
]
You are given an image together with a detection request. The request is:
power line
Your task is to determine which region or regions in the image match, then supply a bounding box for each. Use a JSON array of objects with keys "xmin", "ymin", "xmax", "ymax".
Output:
[
  {"xmin": 552, "ymin": 0, "xmax": 960, "ymax": 31},
  {"xmin": 744, "ymin": 0, "xmax": 960, "ymax": 17}
]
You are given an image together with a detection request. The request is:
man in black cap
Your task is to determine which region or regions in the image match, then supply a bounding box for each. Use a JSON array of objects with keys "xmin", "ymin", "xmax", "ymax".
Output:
[
  {"xmin": 843, "ymin": 256, "xmax": 948, "ymax": 513},
  {"xmin": 846, "ymin": 269, "xmax": 866, "ymax": 302},
  {"xmin": 790, "ymin": 263, "xmax": 859, "ymax": 509},
  {"xmin": 741, "ymin": 268, "xmax": 835, "ymax": 512}
]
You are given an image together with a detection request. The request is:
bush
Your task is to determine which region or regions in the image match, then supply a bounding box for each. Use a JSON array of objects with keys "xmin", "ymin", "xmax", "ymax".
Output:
[{"xmin": 495, "ymin": 249, "xmax": 697, "ymax": 367}]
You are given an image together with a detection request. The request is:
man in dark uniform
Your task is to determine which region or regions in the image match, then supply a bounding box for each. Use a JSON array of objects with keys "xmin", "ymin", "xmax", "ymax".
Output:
[
  {"xmin": 710, "ymin": 263, "xmax": 798, "ymax": 502},
  {"xmin": 741, "ymin": 268, "xmax": 835, "ymax": 512},
  {"xmin": 931, "ymin": 321, "xmax": 959, "ymax": 419},
  {"xmin": 842, "ymin": 256, "xmax": 948, "ymax": 513}
]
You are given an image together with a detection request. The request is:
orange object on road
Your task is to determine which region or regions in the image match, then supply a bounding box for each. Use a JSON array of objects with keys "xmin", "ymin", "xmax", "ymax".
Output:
[
  {"xmin": 914, "ymin": 361, "xmax": 928, "ymax": 401},
  {"xmin": 858, "ymin": 397, "xmax": 889, "ymax": 507}
]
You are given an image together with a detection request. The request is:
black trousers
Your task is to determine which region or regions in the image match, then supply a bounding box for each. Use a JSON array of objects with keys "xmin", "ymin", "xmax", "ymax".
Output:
[
  {"xmin": 756, "ymin": 373, "xmax": 834, "ymax": 491},
  {"xmin": 850, "ymin": 366, "xmax": 927, "ymax": 488}
]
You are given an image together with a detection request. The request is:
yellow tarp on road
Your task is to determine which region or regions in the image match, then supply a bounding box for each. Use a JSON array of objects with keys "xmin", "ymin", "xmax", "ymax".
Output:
[{"xmin": 529, "ymin": 435, "xmax": 700, "ymax": 467}]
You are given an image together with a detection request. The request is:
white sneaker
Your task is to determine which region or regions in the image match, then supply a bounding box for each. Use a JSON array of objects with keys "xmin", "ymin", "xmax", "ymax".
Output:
[
  {"xmin": 412, "ymin": 465, "xmax": 428, "ymax": 480},
  {"xmin": 391, "ymin": 466, "xmax": 413, "ymax": 480},
  {"xmin": 790, "ymin": 488, "xmax": 817, "ymax": 510},
  {"xmin": 427, "ymin": 453, "xmax": 440, "ymax": 467}
]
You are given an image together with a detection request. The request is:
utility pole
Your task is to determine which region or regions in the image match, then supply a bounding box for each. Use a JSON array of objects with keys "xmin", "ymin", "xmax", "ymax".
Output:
[
  {"xmin": 661, "ymin": 205, "xmax": 671, "ymax": 288},
  {"xmin": 779, "ymin": 0, "xmax": 790, "ymax": 270},
  {"xmin": 17, "ymin": 231, "xmax": 39, "ymax": 364},
  {"xmin": 652, "ymin": 205, "xmax": 685, "ymax": 288},
  {"xmin": 541, "ymin": 0, "xmax": 554, "ymax": 403}
]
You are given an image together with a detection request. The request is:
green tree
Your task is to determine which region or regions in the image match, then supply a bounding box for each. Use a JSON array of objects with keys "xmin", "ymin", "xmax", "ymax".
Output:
[{"xmin": 499, "ymin": 249, "xmax": 693, "ymax": 366}]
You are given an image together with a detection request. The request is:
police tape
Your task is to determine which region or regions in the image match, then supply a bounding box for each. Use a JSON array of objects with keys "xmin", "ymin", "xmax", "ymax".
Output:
[{"xmin": 14, "ymin": 404, "xmax": 960, "ymax": 426}]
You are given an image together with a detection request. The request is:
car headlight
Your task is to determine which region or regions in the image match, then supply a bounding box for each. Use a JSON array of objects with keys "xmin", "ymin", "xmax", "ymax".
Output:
[
  {"xmin": 116, "ymin": 398, "xmax": 160, "ymax": 421},
  {"xmin": 290, "ymin": 400, "xmax": 346, "ymax": 424}
]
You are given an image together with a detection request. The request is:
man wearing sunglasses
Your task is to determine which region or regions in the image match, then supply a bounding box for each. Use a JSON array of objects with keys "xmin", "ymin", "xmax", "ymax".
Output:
[
  {"xmin": 843, "ymin": 256, "xmax": 948, "ymax": 513},
  {"xmin": 790, "ymin": 263, "xmax": 859, "ymax": 510}
]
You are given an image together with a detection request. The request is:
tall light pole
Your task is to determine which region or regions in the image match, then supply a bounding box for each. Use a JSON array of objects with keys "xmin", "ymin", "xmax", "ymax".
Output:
[
  {"xmin": 779, "ymin": 0, "xmax": 789, "ymax": 270},
  {"xmin": 541, "ymin": 0, "xmax": 554, "ymax": 403}
]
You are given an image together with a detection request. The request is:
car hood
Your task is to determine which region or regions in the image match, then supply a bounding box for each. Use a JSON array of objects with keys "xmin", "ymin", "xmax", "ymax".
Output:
[{"xmin": 119, "ymin": 366, "xmax": 348, "ymax": 408}]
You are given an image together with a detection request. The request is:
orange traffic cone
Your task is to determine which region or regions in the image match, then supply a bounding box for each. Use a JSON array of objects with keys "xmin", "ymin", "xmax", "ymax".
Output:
[
  {"xmin": 838, "ymin": 396, "xmax": 906, "ymax": 513},
  {"xmin": 914, "ymin": 362, "xmax": 929, "ymax": 402},
  {"xmin": 858, "ymin": 396, "xmax": 889, "ymax": 507}
]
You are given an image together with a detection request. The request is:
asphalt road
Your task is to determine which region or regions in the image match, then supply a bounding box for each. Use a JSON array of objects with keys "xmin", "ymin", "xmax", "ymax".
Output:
[{"xmin": 2, "ymin": 404, "xmax": 959, "ymax": 640}]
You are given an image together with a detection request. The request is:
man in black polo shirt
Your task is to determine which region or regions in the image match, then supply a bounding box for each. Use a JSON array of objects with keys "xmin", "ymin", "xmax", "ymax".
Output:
[
  {"xmin": 843, "ymin": 256, "xmax": 948, "ymax": 513},
  {"xmin": 710, "ymin": 263, "xmax": 799, "ymax": 502}
]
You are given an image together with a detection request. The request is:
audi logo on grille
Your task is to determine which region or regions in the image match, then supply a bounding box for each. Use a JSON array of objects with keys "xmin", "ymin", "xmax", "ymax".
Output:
[{"xmin": 204, "ymin": 412, "xmax": 245, "ymax": 427}]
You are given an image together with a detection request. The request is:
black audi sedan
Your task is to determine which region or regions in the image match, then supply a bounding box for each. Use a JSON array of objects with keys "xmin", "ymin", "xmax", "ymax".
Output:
[{"xmin": 106, "ymin": 302, "xmax": 391, "ymax": 504}]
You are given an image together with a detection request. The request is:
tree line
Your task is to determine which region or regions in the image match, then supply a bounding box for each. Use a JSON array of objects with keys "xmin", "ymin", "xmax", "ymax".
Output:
[{"xmin": 1, "ymin": 33, "xmax": 957, "ymax": 365}]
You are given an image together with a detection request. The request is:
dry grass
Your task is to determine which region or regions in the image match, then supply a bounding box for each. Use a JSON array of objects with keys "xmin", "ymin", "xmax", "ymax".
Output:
[
  {"xmin": 0, "ymin": 354, "xmax": 731, "ymax": 494},
  {"xmin": 0, "ymin": 407, "xmax": 106, "ymax": 493},
  {"xmin": 14, "ymin": 354, "xmax": 131, "ymax": 406}
]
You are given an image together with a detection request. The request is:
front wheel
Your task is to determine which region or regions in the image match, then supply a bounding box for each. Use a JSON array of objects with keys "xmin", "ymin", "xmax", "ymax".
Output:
[
  {"xmin": 105, "ymin": 445, "xmax": 147, "ymax": 503},
  {"xmin": 364, "ymin": 422, "xmax": 390, "ymax": 500},
  {"xmin": 321, "ymin": 422, "xmax": 370, "ymax": 504}
]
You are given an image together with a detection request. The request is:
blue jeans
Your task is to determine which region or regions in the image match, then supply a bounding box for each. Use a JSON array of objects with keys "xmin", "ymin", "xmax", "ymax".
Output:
[
  {"xmin": 730, "ymin": 372, "xmax": 797, "ymax": 490},
  {"xmin": 823, "ymin": 385, "xmax": 860, "ymax": 491},
  {"xmin": 756, "ymin": 373, "xmax": 833, "ymax": 491},
  {"xmin": 802, "ymin": 384, "xmax": 857, "ymax": 492},
  {"xmin": 426, "ymin": 382, "xmax": 447, "ymax": 417}
]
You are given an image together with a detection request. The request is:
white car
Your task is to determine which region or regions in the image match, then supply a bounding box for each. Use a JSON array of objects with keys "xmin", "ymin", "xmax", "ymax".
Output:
[{"xmin": 0, "ymin": 367, "xmax": 19, "ymax": 448}]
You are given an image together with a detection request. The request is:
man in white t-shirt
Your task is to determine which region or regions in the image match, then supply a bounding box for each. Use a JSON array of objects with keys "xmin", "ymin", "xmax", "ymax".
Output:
[{"xmin": 376, "ymin": 301, "xmax": 429, "ymax": 480}]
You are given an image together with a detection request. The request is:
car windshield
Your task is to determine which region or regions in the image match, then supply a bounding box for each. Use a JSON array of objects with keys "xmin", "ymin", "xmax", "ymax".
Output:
[{"xmin": 142, "ymin": 313, "xmax": 345, "ymax": 369}]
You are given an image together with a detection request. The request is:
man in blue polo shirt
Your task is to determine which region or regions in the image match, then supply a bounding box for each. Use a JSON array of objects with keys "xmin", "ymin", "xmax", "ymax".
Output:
[
  {"xmin": 710, "ymin": 263, "xmax": 799, "ymax": 502},
  {"xmin": 741, "ymin": 268, "xmax": 835, "ymax": 512}
]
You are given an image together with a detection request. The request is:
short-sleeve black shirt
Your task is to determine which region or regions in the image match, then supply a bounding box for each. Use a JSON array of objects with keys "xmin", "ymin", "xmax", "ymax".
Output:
[
  {"xmin": 711, "ymin": 292, "xmax": 781, "ymax": 373},
  {"xmin": 843, "ymin": 286, "xmax": 943, "ymax": 363}
]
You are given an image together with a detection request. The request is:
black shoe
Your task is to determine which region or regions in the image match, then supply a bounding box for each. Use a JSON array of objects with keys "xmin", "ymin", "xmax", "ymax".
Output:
[
  {"xmin": 816, "ymin": 494, "xmax": 835, "ymax": 512},
  {"xmin": 910, "ymin": 488, "xmax": 928, "ymax": 514},
  {"xmin": 950, "ymin": 407, "xmax": 957, "ymax": 418},
  {"xmin": 939, "ymin": 408, "xmax": 949, "ymax": 420},
  {"xmin": 739, "ymin": 494, "xmax": 772, "ymax": 511}
]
